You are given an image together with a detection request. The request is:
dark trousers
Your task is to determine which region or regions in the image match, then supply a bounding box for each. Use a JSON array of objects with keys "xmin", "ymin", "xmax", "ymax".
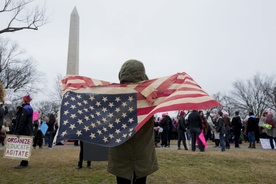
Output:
[
  {"xmin": 78, "ymin": 141, "xmax": 91, "ymax": 167},
  {"xmin": 167, "ymin": 131, "xmax": 172, "ymax": 146},
  {"xmin": 0, "ymin": 134, "xmax": 5, "ymax": 146},
  {"xmin": 234, "ymin": 131, "xmax": 241, "ymax": 147},
  {"xmin": 225, "ymin": 130, "xmax": 230, "ymax": 148},
  {"xmin": 33, "ymin": 130, "xmax": 43, "ymax": 147},
  {"xmin": 268, "ymin": 136, "xmax": 276, "ymax": 149},
  {"xmin": 190, "ymin": 127, "xmax": 204, "ymax": 151},
  {"xmin": 177, "ymin": 130, "xmax": 187, "ymax": 149},
  {"xmin": 46, "ymin": 131, "xmax": 54, "ymax": 148},
  {"xmin": 161, "ymin": 130, "xmax": 169, "ymax": 147},
  {"xmin": 214, "ymin": 138, "xmax": 220, "ymax": 147},
  {"xmin": 116, "ymin": 174, "xmax": 147, "ymax": 184}
]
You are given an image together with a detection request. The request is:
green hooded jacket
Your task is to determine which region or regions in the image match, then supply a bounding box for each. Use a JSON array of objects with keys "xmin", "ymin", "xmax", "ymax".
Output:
[{"xmin": 107, "ymin": 60, "xmax": 158, "ymax": 179}]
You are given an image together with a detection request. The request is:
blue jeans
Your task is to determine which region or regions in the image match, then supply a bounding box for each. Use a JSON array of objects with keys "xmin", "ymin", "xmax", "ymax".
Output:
[
  {"xmin": 247, "ymin": 131, "xmax": 255, "ymax": 143},
  {"xmin": 219, "ymin": 133, "xmax": 226, "ymax": 152},
  {"xmin": 46, "ymin": 131, "xmax": 54, "ymax": 148}
]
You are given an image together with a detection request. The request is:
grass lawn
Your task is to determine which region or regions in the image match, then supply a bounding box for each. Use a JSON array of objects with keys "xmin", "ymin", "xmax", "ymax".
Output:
[{"xmin": 0, "ymin": 141, "xmax": 275, "ymax": 184}]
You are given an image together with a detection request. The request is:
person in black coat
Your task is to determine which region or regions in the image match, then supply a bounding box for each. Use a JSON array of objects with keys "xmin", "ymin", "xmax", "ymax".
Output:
[
  {"xmin": 246, "ymin": 111, "xmax": 257, "ymax": 148},
  {"xmin": 32, "ymin": 113, "xmax": 44, "ymax": 149},
  {"xmin": 46, "ymin": 114, "xmax": 56, "ymax": 148},
  {"xmin": 231, "ymin": 111, "xmax": 242, "ymax": 148},
  {"xmin": 215, "ymin": 111, "xmax": 226, "ymax": 152},
  {"xmin": 160, "ymin": 113, "xmax": 171, "ymax": 147},
  {"xmin": 14, "ymin": 95, "xmax": 33, "ymax": 169},
  {"xmin": 187, "ymin": 110, "xmax": 204, "ymax": 152},
  {"xmin": 177, "ymin": 111, "xmax": 188, "ymax": 150},
  {"xmin": 76, "ymin": 141, "xmax": 91, "ymax": 169}
]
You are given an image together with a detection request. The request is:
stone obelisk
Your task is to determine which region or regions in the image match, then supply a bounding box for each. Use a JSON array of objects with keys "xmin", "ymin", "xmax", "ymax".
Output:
[{"xmin": 66, "ymin": 7, "xmax": 79, "ymax": 75}]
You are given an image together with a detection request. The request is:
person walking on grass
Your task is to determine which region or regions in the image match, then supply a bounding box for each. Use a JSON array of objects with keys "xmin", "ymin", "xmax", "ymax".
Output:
[
  {"xmin": 265, "ymin": 110, "xmax": 276, "ymax": 149},
  {"xmin": 76, "ymin": 141, "xmax": 91, "ymax": 169},
  {"xmin": 215, "ymin": 111, "xmax": 226, "ymax": 152},
  {"xmin": 246, "ymin": 111, "xmax": 257, "ymax": 149},
  {"xmin": 231, "ymin": 111, "xmax": 242, "ymax": 148},
  {"xmin": 14, "ymin": 95, "xmax": 33, "ymax": 169},
  {"xmin": 188, "ymin": 110, "xmax": 204, "ymax": 152},
  {"xmin": 177, "ymin": 111, "xmax": 188, "ymax": 150}
]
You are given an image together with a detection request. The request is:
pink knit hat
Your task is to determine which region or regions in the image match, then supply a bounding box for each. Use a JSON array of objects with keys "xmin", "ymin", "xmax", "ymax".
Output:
[
  {"xmin": 23, "ymin": 95, "xmax": 32, "ymax": 102},
  {"xmin": 162, "ymin": 113, "xmax": 167, "ymax": 117},
  {"xmin": 222, "ymin": 110, "xmax": 229, "ymax": 116},
  {"xmin": 268, "ymin": 110, "xmax": 273, "ymax": 116},
  {"xmin": 179, "ymin": 111, "xmax": 185, "ymax": 116}
]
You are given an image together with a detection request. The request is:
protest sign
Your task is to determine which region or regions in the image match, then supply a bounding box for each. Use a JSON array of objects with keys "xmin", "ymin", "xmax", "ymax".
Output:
[
  {"xmin": 260, "ymin": 138, "xmax": 275, "ymax": 149},
  {"xmin": 40, "ymin": 123, "xmax": 48, "ymax": 135},
  {"xmin": 3, "ymin": 134, "xmax": 33, "ymax": 160}
]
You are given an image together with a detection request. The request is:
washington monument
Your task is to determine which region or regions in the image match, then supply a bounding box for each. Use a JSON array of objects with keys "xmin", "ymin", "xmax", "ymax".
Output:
[{"xmin": 66, "ymin": 7, "xmax": 79, "ymax": 75}]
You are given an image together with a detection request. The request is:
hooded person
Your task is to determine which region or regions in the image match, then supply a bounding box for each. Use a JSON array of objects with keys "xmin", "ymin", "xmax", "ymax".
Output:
[
  {"xmin": 14, "ymin": 95, "xmax": 33, "ymax": 169},
  {"xmin": 107, "ymin": 59, "xmax": 158, "ymax": 184}
]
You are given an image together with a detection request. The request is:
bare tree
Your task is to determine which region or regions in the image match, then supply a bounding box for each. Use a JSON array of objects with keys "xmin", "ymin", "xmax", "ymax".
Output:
[
  {"xmin": 0, "ymin": 0, "xmax": 47, "ymax": 34},
  {"xmin": 262, "ymin": 77, "xmax": 276, "ymax": 111},
  {"xmin": 32, "ymin": 100, "xmax": 60, "ymax": 116},
  {"xmin": 50, "ymin": 74, "xmax": 63, "ymax": 105},
  {"xmin": 212, "ymin": 92, "xmax": 236, "ymax": 116},
  {"xmin": 229, "ymin": 73, "xmax": 273, "ymax": 117},
  {"xmin": 0, "ymin": 38, "xmax": 44, "ymax": 102},
  {"xmin": 32, "ymin": 74, "xmax": 63, "ymax": 115}
]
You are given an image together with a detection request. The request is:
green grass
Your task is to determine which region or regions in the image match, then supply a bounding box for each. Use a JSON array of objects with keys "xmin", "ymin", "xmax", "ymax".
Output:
[{"xmin": 1, "ymin": 142, "xmax": 276, "ymax": 184}]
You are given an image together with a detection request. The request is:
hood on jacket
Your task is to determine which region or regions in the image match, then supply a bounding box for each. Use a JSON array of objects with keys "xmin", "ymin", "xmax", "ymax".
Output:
[{"xmin": 118, "ymin": 59, "xmax": 148, "ymax": 83}]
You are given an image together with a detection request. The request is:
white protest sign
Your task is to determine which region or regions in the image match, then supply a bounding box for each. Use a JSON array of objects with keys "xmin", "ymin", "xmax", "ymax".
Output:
[
  {"xmin": 3, "ymin": 134, "xmax": 33, "ymax": 160},
  {"xmin": 260, "ymin": 138, "xmax": 275, "ymax": 149}
]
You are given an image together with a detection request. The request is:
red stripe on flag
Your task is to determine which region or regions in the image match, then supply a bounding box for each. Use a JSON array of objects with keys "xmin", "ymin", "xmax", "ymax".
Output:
[{"xmin": 61, "ymin": 73, "xmax": 221, "ymax": 134}]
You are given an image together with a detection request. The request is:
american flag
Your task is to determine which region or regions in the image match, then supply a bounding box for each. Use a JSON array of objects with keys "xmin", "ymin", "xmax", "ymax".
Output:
[{"xmin": 55, "ymin": 72, "xmax": 221, "ymax": 147}]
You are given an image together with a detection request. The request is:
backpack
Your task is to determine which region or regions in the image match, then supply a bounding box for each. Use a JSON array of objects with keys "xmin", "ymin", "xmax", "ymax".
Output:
[{"xmin": 266, "ymin": 116, "xmax": 275, "ymax": 128}]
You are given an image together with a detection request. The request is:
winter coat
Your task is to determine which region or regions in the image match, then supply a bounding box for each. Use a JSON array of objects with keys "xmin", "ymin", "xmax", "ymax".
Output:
[
  {"xmin": 14, "ymin": 103, "xmax": 33, "ymax": 136},
  {"xmin": 264, "ymin": 116, "xmax": 276, "ymax": 137},
  {"xmin": 160, "ymin": 115, "xmax": 171, "ymax": 131},
  {"xmin": 187, "ymin": 110, "xmax": 202, "ymax": 130},
  {"xmin": 216, "ymin": 117, "xmax": 226, "ymax": 135},
  {"xmin": 108, "ymin": 60, "xmax": 158, "ymax": 179},
  {"xmin": 177, "ymin": 116, "xmax": 186, "ymax": 131},
  {"xmin": 47, "ymin": 120, "xmax": 55, "ymax": 132},
  {"xmin": 108, "ymin": 118, "xmax": 158, "ymax": 179},
  {"xmin": 231, "ymin": 116, "xmax": 242, "ymax": 133},
  {"xmin": 223, "ymin": 117, "xmax": 231, "ymax": 131},
  {"xmin": 246, "ymin": 116, "xmax": 257, "ymax": 133}
]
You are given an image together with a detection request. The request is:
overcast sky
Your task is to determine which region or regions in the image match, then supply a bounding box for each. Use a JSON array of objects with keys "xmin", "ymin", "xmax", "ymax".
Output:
[{"xmin": 3, "ymin": 0, "xmax": 276, "ymax": 102}]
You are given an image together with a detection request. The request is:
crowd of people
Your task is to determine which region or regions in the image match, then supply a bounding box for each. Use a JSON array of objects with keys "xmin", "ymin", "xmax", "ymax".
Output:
[
  {"xmin": 1, "ymin": 108, "xmax": 59, "ymax": 149},
  {"xmin": 0, "ymin": 95, "xmax": 59, "ymax": 169},
  {"xmin": 0, "ymin": 59, "xmax": 275, "ymax": 183},
  {"xmin": 154, "ymin": 109, "xmax": 276, "ymax": 152}
]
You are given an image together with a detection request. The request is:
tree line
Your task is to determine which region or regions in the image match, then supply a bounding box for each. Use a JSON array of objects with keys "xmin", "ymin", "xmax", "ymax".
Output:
[{"xmin": 212, "ymin": 73, "xmax": 276, "ymax": 118}]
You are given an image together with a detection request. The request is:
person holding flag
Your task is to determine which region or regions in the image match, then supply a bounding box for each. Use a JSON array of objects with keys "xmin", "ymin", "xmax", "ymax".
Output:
[
  {"xmin": 107, "ymin": 59, "xmax": 158, "ymax": 184},
  {"xmin": 55, "ymin": 58, "xmax": 221, "ymax": 182}
]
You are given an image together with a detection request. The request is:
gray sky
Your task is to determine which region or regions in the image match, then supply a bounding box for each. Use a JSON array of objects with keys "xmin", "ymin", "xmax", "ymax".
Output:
[{"xmin": 4, "ymin": 0, "xmax": 276, "ymax": 102}]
